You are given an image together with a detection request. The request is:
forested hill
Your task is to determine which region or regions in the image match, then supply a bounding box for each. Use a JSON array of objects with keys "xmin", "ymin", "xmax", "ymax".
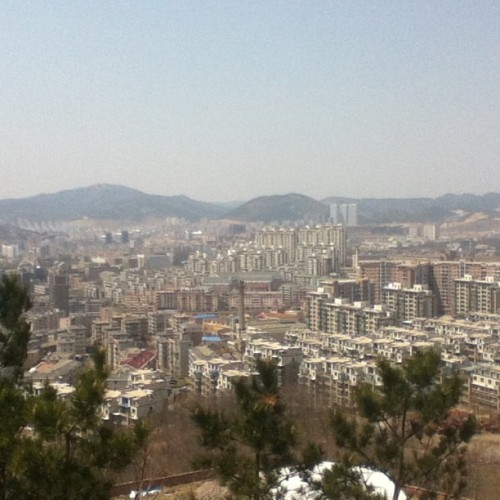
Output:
[
  {"xmin": 0, "ymin": 184, "xmax": 498, "ymax": 223},
  {"xmin": 0, "ymin": 184, "xmax": 227, "ymax": 222},
  {"xmin": 223, "ymin": 193, "xmax": 329, "ymax": 222}
]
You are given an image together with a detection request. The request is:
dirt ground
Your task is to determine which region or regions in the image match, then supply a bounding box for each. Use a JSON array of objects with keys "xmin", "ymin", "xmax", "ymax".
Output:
[
  {"xmin": 116, "ymin": 480, "xmax": 228, "ymax": 499},
  {"xmin": 116, "ymin": 395, "xmax": 500, "ymax": 500},
  {"xmin": 464, "ymin": 433, "xmax": 500, "ymax": 500},
  {"xmin": 118, "ymin": 434, "xmax": 500, "ymax": 499}
]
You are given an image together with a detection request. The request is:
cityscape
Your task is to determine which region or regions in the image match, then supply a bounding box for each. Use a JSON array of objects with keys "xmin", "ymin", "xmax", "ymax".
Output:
[
  {"xmin": 1, "ymin": 184, "xmax": 500, "ymax": 497},
  {"xmin": 2, "ymin": 2, "xmax": 500, "ymax": 499}
]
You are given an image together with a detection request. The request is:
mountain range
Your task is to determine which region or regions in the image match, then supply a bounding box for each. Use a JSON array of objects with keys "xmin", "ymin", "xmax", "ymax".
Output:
[
  {"xmin": 0, "ymin": 184, "xmax": 499, "ymax": 224},
  {"xmin": 0, "ymin": 184, "xmax": 225, "ymax": 222}
]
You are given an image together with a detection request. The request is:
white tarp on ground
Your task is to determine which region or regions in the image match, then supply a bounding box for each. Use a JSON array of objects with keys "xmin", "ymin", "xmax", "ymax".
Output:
[{"xmin": 275, "ymin": 461, "xmax": 407, "ymax": 499}]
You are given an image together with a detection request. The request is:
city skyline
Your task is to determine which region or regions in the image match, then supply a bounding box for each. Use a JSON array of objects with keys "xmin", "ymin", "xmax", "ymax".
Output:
[{"xmin": 1, "ymin": 1, "xmax": 499, "ymax": 202}]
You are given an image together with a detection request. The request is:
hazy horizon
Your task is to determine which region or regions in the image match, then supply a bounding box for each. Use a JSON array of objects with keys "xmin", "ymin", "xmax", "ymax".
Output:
[
  {"xmin": 2, "ymin": 2, "xmax": 499, "ymax": 202},
  {"xmin": 1, "ymin": 182, "xmax": 499, "ymax": 205}
]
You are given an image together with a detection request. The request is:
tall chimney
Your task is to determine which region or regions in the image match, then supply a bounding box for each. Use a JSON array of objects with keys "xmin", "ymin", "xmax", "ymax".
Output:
[{"xmin": 238, "ymin": 279, "xmax": 246, "ymax": 333}]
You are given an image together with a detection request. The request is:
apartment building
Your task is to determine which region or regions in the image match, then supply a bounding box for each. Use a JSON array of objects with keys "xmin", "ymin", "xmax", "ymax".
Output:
[
  {"xmin": 57, "ymin": 325, "xmax": 88, "ymax": 355},
  {"xmin": 329, "ymin": 203, "xmax": 358, "ymax": 227},
  {"xmin": 454, "ymin": 275, "xmax": 500, "ymax": 317},
  {"xmin": 298, "ymin": 355, "xmax": 380, "ymax": 408},
  {"xmin": 244, "ymin": 338, "xmax": 303, "ymax": 385},
  {"xmin": 256, "ymin": 224, "xmax": 347, "ymax": 268},
  {"xmin": 322, "ymin": 300, "xmax": 394, "ymax": 337},
  {"xmin": 191, "ymin": 356, "xmax": 246, "ymax": 396},
  {"xmin": 101, "ymin": 369, "xmax": 172, "ymax": 424},
  {"xmin": 468, "ymin": 365, "xmax": 500, "ymax": 410},
  {"xmin": 319, "ymin": 277, "xmax": 373, "ymax": 304},
  {"xmin": 307, "ymin": 288, "xmax": 394, "ymax": 336},
  {"xmin": 382, "ymin": 283, "xmax": 435, "ymax": 323},
  {"xmin": 256, "ymin": 228, "xmax": 297, "ymax": 262},
  {"xmin": 305, "ymin": 289, "xmax": 330, "ymax": 331}
]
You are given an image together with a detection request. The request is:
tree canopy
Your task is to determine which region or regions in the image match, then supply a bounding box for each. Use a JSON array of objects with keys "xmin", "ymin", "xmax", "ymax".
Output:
[
  {"xmin": 0, "ymin": 273, "xmax": 32, "ymax": 380},
  {"xmin": 329, "ymin": 349, "xmax": 476, "ymax": 500},
  {"xmin": 0, "ymin": 273, "xmax": 148, "ymax": 499},
  {"xmin": 192, "ymin": 359, "xmax": 297, "ymax": 499}
]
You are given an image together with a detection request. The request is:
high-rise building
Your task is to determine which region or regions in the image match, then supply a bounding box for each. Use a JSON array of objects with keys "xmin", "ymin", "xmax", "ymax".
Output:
[
  {"xmin": 319, "ymin": 277, "xmax": 373, "ymax": 304},
  {"xmin": 330, "ymin": 203, "xmax": 358, "ymax": 226},
  {"xmin": 306, "ymin": 253, "xmax": 333, "ymax": 276},
  {"xmin": 121, "ymin": 230, "xmax": 130, "ymax": 244},
  {"xmin": 454, "ymin": 275, "xmax": 500, "ymax": 317},
  {"xmin": 358, "ymin": 261, "xmax": 395, "ymax": 304},
  {"xmin": 255, "ymin": 228, "xmax": 297, "ymax": 262},
  {"xmin": 49, "ymin": 271, "xmax": 69, "ymax": 315},
  {"xmin": 359, "ymin": 261, "xmax": 431, "ymax": 305},
  {"xmin": 429, "ymin": 260, "xmax": 498, "ymax": 316},
  {"xmin": 423, "ymin": 224, "xmax": 439, "ymax": 241},
  {"xmin": 322, "ymin": 299, "xmax": 393, "ymax": 337},
  {"xmin": 256, "ymin": 224, "xmax": 347, "ymax": 268},
  {"xmin": 305, "ymin": 290, "xmax": 329, "ymax": 331},
  {"xmin": 382, "ymin": 283, "xmax": 435, "ymax": 323}
]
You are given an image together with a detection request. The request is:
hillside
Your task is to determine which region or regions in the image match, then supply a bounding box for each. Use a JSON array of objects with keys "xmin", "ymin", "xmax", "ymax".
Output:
[
  {"xmin": 0, "ymin": 224, "xmax": 39, "ymax": 243},
  {"xmin": 0, "ymin": 185, "xmax": 499, "ymax": 224},
  {"xmin": 223, "ymin": 193, "xmax": 329, "ymax": 222},
  {"xmin": 0, "ymin": 185, "xmax": 228, "ymax": 222},
  {"xmin": 322, "ymin": 193, "xmax": 500, "ymax": 223}
]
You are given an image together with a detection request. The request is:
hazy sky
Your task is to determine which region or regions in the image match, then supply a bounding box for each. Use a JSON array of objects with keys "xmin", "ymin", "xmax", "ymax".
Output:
[{"xmin": 1, "ymin": 1, "xmax": 499, "ymax": 202}]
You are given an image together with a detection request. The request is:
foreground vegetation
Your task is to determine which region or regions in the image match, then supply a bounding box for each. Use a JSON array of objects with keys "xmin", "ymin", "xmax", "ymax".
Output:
[
  {"xmin": 0, "ymin": 273, "xmax": 481, "ymax": 498},
  {"xmin": 0, "ymin": 275, "xmax": 147, "ymax": 499},
  {"xmin": 192, "ymin": 352, "xmax": 476, "ymax": 499}
]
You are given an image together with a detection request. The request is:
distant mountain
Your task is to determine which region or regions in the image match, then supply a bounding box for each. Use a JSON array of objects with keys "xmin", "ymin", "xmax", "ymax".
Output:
[
  {"xmin": 0, "ymin": 224, "xmax": 38, "ymax": 242},
  {"xmin": 223, "ymin": 193, "xmax": 329, "ymax": 222},
  {"xmin": 0, "ymin": 184, "xmax": 229, "ymax": 222},
  {"xmin": 0, "ymin": 185, "xmax": 499, "ymax": 224},
  {"xmin": 322, "ymin": 193, "xmax": 500, "ymax": 223}
]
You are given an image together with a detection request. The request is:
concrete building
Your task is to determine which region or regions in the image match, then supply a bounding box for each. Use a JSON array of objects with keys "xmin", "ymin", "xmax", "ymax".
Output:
[
  {"xmin": 117, "ymin": 387, "xmax": 164, "ymax": 424},
  {"xmin": 57, "ymin": 325, "xmax": 88, "ymax": 355},
  {"xmin": 49, "ymin": 271, "xmax": 69, "ymax": 315},
  {"xmin": 382, "ymin": 283, "xmax": 435, "ymax": 323},
  {"xmin": 245, "ymin": 338, "xmax": 303, "ymax": 385},
  {"xmin": 468, "ymin": 365, "xmax": 500, "ymax": 410},
  {"xmin": 319, "ymin": 278, "xmax": 373, "ymax": 304},
  {"xmin": 306, "ymin": 288, "xmax": 393, "ymax": 336},
  {"xmin": 306, "ymin": 290, "xmax": 329, "ymax": 332},
  {"xmin": 329, "ymin": 203, "xmax": 358, "ymax": 227},
  {"xmin": 323, "ymin": 300, "xmax": 394, "ymax": 337},
  {"xmin": 454, "ymin": 275, "xmax": 500, "ymax": 317},
  {"xmin": 256, "ymin": 228, "xmax": 297, "ymax": 262},
  {"xmin": 256, "ymin": 224, "xmax": 347, "ymax": 267},
  {"xmin": 358, "ymin": 260, "xmax": 431, "ymax": 305}
]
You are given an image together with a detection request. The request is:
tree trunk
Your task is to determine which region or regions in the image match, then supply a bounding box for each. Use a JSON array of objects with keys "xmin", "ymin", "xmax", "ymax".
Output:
[{"xmin": 392, "ymin": 483, "xmax": 401, "ymax": 500}]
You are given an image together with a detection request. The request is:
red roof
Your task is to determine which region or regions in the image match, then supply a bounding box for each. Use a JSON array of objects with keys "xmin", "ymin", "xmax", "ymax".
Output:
[{"xmin": 121, "ymin": 350, "xmax": 156, "ymax": 370}]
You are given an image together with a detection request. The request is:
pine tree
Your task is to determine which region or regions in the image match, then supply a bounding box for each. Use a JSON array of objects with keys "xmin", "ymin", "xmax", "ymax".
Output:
[
  {"xmin": 328, "ymin": 349, "xmax": 476, "ymax": 500},
  {"xmin": 10, "ymin": 349, "xmax": 148, "ymax": 499},
  {"xmin": 318, "ymin": 458, "xmax": 386, "ymax": 500},
  {"xmin": 0, "ymin": 274, "xmax": 33, "ymax": 495},
  {"xmin": 192, "ymin": 359, "xmax": 297, "ymax": 499},
  {"xmin": 0, "ymin": 273, "xmax": 148, "ymax": 499},
  {"xmin": 0, "ymin": 273, "xmax": 32, "ymax": 380}
]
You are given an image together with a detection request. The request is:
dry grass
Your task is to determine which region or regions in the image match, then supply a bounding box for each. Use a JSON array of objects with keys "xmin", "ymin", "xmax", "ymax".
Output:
[
  {"xmin": 115, "ymin": 480, "xmax": 226, "ymax": 499},
  {"xmin": 116, "ymin": 390, "xmax": 500, "ymax": 499},
  {"xmin": 116, "ymin": 399, "xmax": 204, "ymax": 485},
  {"xmin": 464, "ymin": 433, "xmax": 500, "ymax": 500}
]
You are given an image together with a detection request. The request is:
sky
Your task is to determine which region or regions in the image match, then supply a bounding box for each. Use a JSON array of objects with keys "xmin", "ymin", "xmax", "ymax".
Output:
[{"xmin": 1, "ymin": 1, "xmax": 499, "ymax": 202}]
